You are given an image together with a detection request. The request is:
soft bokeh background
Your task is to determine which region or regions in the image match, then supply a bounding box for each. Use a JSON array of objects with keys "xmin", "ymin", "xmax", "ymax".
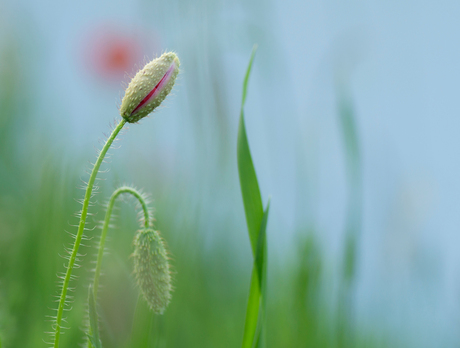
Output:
[{"xmin": 0, "ymin": 0, "xmax": 459, "ymax": 347}]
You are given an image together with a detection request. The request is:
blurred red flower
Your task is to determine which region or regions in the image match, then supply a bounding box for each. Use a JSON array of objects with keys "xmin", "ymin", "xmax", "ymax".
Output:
[{"xmin": 82, "ymin": 24, "xmax": 159, "ymax": 83}]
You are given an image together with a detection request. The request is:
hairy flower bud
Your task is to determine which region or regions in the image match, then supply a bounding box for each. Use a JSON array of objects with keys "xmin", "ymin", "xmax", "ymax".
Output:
[
  {"xmin": 120, "ymin": 52, "xmax": 180, "ymax": 123},
  {"xmin": 132, "ymin": 228, "xmax": 172, "ymax": 314}
]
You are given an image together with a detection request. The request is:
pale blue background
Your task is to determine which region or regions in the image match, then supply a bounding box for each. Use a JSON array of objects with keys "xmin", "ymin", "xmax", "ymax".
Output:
[{"xmin": 1, "ymin": 0, "xmax": 460, "ymax": 346}]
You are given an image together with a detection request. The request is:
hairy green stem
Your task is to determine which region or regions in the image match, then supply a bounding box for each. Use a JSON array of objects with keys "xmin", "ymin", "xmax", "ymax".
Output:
[
  {"xmin": 87, "ymin": 186, "xmax": 150, "ymax": 348},
  {"xmin": 93, "ymin": 186, "xmax": 150, "ymax": 297},
  {"xmin": 54, "ymin": 118, "xmax": 126, "ymax": 348}
]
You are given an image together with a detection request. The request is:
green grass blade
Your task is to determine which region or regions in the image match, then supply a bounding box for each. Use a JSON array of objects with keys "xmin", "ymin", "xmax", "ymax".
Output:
[
  {"xmin": 255, "ymin": 199, "xmax": 270, "ymax": 286},
  {"xmin": 241, "ymin": 45, "xmax": 258, "ymax": 109},
  {"xmin": 237, "ymin": 46, "xmax": 271, "ymax": 348},
  {"xmin": 242, "ymin": 267, "xmax": 261, "ymax": 348},
  {"xmin": 338, "ymin": 96, "xmax": 360, "ymax": 172},
  {"xmin": 337, "ymin": 92, "xmax": 362, "ymax": 345},
  {"xmin": 255, "ymin": 200, "xmax": 270, "ymax": 348},
  {"xmin": 237, "ymin": 45, "xmax": 263, "ymax": 256},
  {"xmin": 337, "ymin": 93, "xmax": 361, "ymax": 283},
  {"xmin": 87, "ymin": 284, "xmax": 102, "ymax": 348},
  {"xmin": 242, "ymin": 201, "xmax": 270, "ymax": 348}
]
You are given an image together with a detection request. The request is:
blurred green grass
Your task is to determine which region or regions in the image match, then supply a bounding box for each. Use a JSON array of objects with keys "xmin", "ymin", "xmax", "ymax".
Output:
[{"xmin": 0, "ymin": 40, "xmax": 390, "ymax": 348}]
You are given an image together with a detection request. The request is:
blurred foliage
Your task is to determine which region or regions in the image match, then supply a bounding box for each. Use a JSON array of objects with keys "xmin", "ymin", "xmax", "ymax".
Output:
[{"xmin": 0, "ymin": 26, "xmax": 391, "ymax": 348}]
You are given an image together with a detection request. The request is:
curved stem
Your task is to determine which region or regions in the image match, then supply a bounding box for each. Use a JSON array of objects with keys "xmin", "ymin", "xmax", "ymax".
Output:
[
  {"xmin": 93, "ymin": 186, "xmax": 150, "ymax": 299},
  {"xmin": 87, "ymin": 186, "xmax": 150, "ymax": 348},
  {"xmin": 54, "ymin": 118, "xmax": 126, "ymax": 348}
]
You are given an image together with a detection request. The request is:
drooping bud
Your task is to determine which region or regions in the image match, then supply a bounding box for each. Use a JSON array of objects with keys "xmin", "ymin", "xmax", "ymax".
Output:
[
  {"xmin": 120, "ymin": 52, "xmax": 180, "ymax": 123},
  {"xmin": 132, "ymin": 228, "xmax": 172, "ymax": 314}
]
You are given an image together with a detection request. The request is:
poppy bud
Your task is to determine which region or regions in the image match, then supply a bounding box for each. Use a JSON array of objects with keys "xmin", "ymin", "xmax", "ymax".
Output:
[
  {"xmin": 120, "ymin": 52, "xmax": 180, "ymax": 123},
  {"xmin": 132, "ymin": 228, "xmax": 172, "ymax": 314}
]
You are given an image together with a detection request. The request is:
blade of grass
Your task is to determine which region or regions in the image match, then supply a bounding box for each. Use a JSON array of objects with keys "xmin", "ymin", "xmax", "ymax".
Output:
[
  {"xmin": 241, "ymin": 201, "xmax": 270, "ymax": 348},
  {"xmin": 237, "ymin": 45, "xmax": 271, "ymax": 348},
  {"xmin": 242, "ymin": 268, "xmax": 261, "ymax": 348},
  {"xmin": 338, "ymin": 93, "xmax": 361, "ymax": 283},
  {"xmin": 255, "ymin": 199, "xmax": 270, "ymax": 285},
  {"xmin": 87, "ymin": 284, "xmax": 102, "ymax": 348},
  {"xmin": 254, "ymin": 200, "xmax": 270, "ymax": 348},
  {"xmin": 237, "ymin": 45, "xmax": 263, "ymax": 256},
  {"xmin": 337, "ymin": 90, "xmax": 362, "ymax": 346}
]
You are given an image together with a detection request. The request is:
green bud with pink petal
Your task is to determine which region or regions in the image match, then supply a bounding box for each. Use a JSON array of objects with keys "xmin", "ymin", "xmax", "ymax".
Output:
[{"xmin": 120, "ymin": 52, "xmax": 180, "ymax": 123}]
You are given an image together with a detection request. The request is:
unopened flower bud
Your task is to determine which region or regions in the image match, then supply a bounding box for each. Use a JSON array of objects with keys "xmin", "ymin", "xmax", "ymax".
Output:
[
  {"xmin": 120, "ymin": 52, "xmax": 180, "ymax": 123},
  {"xmin": 132, "ymin": 228, "xmax": 172, "ymax": 314}
]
